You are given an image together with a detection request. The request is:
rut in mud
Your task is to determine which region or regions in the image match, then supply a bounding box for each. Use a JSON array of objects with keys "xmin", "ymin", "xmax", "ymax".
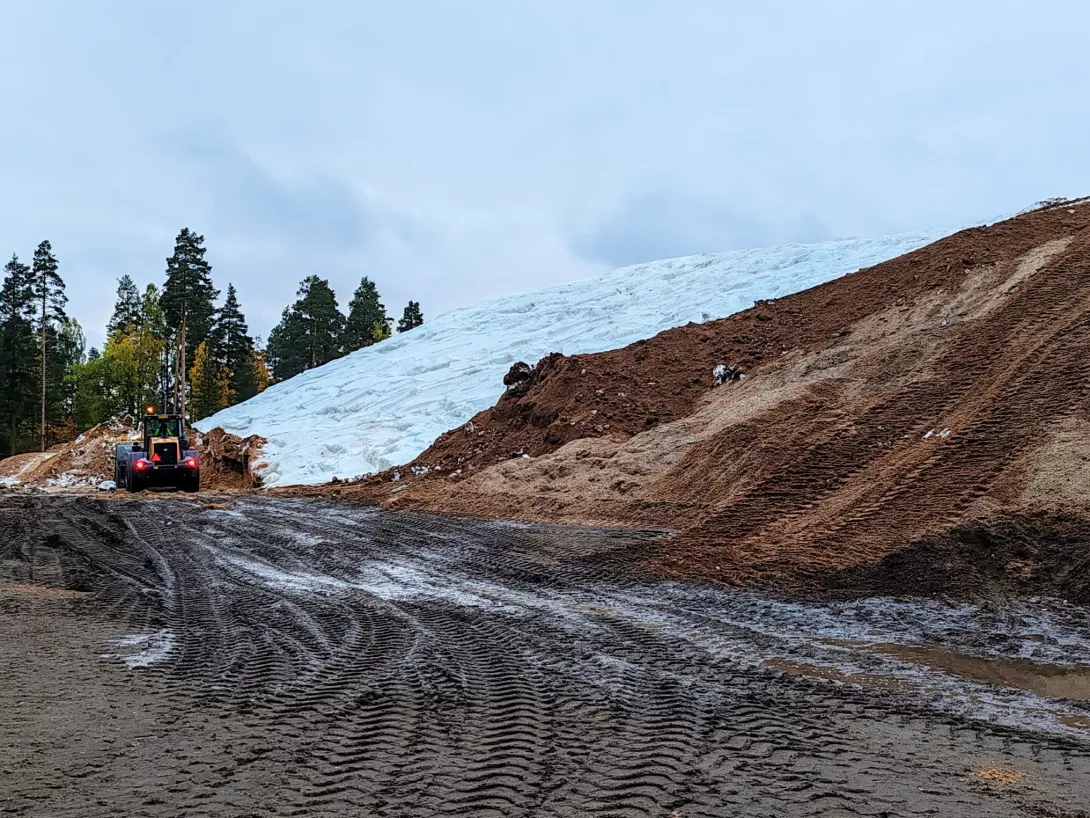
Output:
[{"xmin": 3, "ymin": 494, "xmax": 1090, "ymax": 817}]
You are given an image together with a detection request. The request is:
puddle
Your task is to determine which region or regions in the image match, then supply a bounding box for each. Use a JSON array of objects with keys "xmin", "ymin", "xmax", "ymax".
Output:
[
  {"xmin": 1061, "ymin": 714, "xmax": 1090, "ymax": 730},
  {"xmin": 0, "ymin": 583, "xmax": 91, "ymax": 600},
  {"xmin": 764, "ymin": 658, "xmax": 906, "ymax": 692},
  {"xmin": 875, "ymin": 643, "xmax": 1090, "ymax": 701}
]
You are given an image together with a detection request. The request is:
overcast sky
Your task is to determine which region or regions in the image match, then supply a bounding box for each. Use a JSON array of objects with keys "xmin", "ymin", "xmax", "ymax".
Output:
[{"xmin": 2, "ymin": 1, "xmax": 1087, "ymax": 349}]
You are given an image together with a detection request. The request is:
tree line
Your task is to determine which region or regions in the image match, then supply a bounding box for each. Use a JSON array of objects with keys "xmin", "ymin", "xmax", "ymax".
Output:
[
  {"xmin": 265, "ymin": 278, "xmax": 422, "ymax": 381},
  {"xmin": 0, "ymin": 228, "xmax": 424, "ymax": 457}
]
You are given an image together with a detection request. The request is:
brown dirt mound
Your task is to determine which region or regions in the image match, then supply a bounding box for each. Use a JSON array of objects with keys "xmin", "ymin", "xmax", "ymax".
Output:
[
  {"xmin": 307, "ymin": 198, "xmax": 1090, "ymax": 600},
  {"xmin": 16, "ymin": 419, "xmax": 134, "ymax": 489},
  {"xmin": 195, "ymin": 428, "xmax": 266, "ymax": 490}
]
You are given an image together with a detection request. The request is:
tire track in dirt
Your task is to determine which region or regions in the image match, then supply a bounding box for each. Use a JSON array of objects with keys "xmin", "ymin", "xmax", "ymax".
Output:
[{"xmin": 5, "ymin": 494, "xmax": 1090, "ymax": 817}]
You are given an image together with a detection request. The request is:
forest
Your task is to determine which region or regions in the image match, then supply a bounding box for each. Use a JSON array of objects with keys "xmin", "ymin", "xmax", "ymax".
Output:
[{"xmin": 0, "ymin": 228, "xmax": 423, "ymax": 457}]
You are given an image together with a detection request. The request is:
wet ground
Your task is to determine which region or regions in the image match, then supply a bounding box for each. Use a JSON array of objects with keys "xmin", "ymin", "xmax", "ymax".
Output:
[{"xmin": 1, "ymin": 494, "xmax": 1089, "ymax": 817}]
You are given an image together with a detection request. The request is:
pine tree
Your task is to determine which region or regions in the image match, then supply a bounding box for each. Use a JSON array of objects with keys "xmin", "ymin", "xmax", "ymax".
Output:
[
  {"xmin": 189, "ymin": 340, "xmax": 230, "ymax": 421},
  {"xmin": 372, "ymin": 319, "xmax": 391, "ymax": 343},
  {"xmin": 266, "ymin": 276, "xmax": 345, "ymax": 381},
  {"xmin": 30, "ymin": 241, "xmax": 67, "ymax": 450},
  {"xmin": 160, "ymin": 228, "xmax": 218, "ymax": 419},
  {"xmin": 106, "ymin": 274, "xmax": 143, "ymax": 337},
  {"xmin": 343, "ymin": 277, "xmax": 389, "ymax": 351},
  {"xmin": 50, "ymin": 318, "xmax": 85, "ymax": 437},
  {"xmin": 142, "ymin": 284, "xmax": 171, "ymax": 409},
  {"xmin": 0, "ymin": 255, "xmax": 37, "ymax": 455},
  {"xmin": 211, "ymin": 283, "xmax": 257, "ymax": 404},
  {"xmin": 396, "ymin": 300, "xmax": 424, "ymax": 333}
]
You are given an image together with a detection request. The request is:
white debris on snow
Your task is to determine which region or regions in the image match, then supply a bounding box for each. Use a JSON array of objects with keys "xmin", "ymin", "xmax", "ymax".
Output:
[
  {"xmin": 97, "ymin": 480, "xmax": 117, "ymax": 491},
  {"xmin": 196, "ymin": 231, "xmax": 949, "ymax": 486}
]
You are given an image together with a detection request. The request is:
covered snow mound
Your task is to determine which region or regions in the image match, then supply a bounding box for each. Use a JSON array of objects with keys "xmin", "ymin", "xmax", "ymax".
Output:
[{"xmin": 197, "ymin": 232, "xmax": 945, "ymax": 486}]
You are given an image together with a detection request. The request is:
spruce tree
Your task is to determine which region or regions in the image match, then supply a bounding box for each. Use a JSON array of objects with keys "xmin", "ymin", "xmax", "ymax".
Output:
[
  {"xmin": 30, "ymin": 241, "xmax": 67, "ymax": 450},
  {"xmin": 343, "ymin": 277, "xmax": 389, "ymax": 351},
  {"xmin": 211, "ymin": 283, "xmax": 257, "ymax": 404},
  {"xmin": 266, "ymin": 276, "xmax": 345, "ymax": 380},
  {"xmin": 160, "ymin": 228, "xmax": 218, "ymax": 418},
  {"xmin": 0, "ymin": 255, "xmax": 37, "ymax": 455},
  {"xmin": 396, "ymin": 300, "xmax": 424, "ymax": 333},
  {"xmin": 51, "ymin": 318, "xmax": 84, "ymax": 433},
  {"xmin": 106, "ymin": 274, "xmax": 143, "ymax": 337}
]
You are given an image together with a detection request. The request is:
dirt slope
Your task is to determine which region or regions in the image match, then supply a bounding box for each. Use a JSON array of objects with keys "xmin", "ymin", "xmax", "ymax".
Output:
[{"xmin": 297, "ymin": 200, "xmax": 1090, "ymax": 599}]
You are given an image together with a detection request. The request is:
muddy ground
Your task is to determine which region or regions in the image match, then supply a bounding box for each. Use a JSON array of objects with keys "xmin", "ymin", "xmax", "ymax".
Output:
[{"xmin": 1, "ymin": 494, "xmax": 1089, "ymax": 816}]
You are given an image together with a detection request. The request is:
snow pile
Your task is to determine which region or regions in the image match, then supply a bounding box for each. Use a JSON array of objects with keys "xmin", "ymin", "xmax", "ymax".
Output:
[{"xmin": 198, "ymin": 232, "xmax": 948, "ymax": 486}]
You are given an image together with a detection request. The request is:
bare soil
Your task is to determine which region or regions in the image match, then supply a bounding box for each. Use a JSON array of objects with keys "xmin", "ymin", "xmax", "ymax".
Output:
[
  {"xmin": 3, "ymin": 494, "xmax": 1090, "ymax": 816},
  {"xmin": 299, "ymin": 199, "xmax": 1090, "ymax": 600}
]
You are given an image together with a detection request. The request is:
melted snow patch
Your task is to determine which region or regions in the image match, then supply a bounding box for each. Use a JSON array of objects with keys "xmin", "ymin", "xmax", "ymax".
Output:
[{"xmin": 105, "ymin": 629, "xmax": 176, "ymax": 668}]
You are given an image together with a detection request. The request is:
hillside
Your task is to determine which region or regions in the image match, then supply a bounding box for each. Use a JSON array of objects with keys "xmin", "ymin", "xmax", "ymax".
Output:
[
  {"xmin": 196, "ymin": 231, "xmax": 943, "ymax": 485},
  {"xmin": 319, "ymin": 199, "xmax": 1090, "ymax": 600}
]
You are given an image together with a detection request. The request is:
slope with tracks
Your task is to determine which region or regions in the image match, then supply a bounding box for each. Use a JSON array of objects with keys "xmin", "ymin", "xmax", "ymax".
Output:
[{"xmin": 335, "ymin": 200, "xmax": 1090, "ymax": 598}]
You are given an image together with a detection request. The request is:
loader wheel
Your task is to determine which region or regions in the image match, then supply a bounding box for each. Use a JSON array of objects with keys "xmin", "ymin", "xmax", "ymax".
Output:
[{"xmin": 182, "ymin": 473, "xmax": 200, "ymax": 493}]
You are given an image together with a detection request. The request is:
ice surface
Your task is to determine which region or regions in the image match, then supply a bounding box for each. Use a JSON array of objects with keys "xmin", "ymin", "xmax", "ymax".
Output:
[{"xmin": 197, "ymin": 232, "xmax": 948, "ymax": 486}]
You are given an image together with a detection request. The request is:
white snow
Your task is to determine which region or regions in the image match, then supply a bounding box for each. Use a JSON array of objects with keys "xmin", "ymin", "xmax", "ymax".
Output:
[
  {"xmin": 197, "ymin": 231, "xmax": 949, "ymax": 486},
  {"xmin": 104, "ymin": 629, "xmax": 176, "ymax": 669}
]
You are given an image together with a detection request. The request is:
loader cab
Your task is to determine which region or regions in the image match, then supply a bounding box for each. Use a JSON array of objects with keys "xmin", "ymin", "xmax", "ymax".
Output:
[{"xmin": 134, "ymin": 408, "xmax": 188, "ymax": 463}]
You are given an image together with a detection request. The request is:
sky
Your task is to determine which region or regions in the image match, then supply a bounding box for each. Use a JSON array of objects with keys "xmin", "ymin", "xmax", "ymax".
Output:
[{"xmin": 2, "ymin": 1, "xmax": 1088, "ymax": 350}]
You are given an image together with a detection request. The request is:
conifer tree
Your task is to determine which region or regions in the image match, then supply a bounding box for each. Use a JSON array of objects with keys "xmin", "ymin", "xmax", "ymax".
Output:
[
  {"xmin": 211, "ymin": 283, "xmax": 257, "ymax": 403},
  {"xmin": 0, "ymin": 255, "xmax": 37, "ymax": 455},
  {"xmin": 372, "ymin": 319, "xmax": 391, "ymax": 343},
  {"xmin": 343, "ymin": 277, "xmax": 389, "ymax": 351},
  {"xmin": 30, "ymin": 241, "xmax": 66, "ymax": 450},
  {"xmin": 106, "ymin": 274, "xmax": 143, "ymax": 337},
  {"xmin": 396, "ymin": 300, "xmax": 424, "ymax": 333},
  {"xmin": 160, "ymin": 228, "xmax": 218, "ymax": 418},
  {"xmin": 266, "ymin": 276, "xmax": 345, "ymax": 381},
  {"xmin": 142, "ymin": 284, "xmax": 171, "ymax": 408},
  {"xmin": 189, "ymin": 340, "xmax": 230, "ymax": 420}
]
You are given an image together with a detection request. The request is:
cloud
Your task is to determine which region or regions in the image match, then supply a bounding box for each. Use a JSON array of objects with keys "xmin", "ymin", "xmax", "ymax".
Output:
[
  {"xmin": 173, "ymin": 135, "xmax": 372, "ymax": 251},
  {"xmin": 571, "ymin": 193, "xmax": 833, "ymax": 268},
  {"xmin": 3, "ymin": 0, "xmax": 1090, "ymax": 353}
]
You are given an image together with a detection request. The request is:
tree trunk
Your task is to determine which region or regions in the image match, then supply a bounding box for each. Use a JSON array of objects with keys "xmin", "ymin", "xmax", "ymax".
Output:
[
  {"xmin": 40, "ymin": 294, "xmax": 46, "ymax": 452},
  {"xmin": 179, "ymin": 314, "xmax": 187, "ymax": 422}
]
